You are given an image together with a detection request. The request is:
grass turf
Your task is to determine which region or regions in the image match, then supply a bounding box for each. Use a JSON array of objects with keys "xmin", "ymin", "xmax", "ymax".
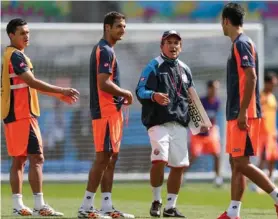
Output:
[{"xmin": 1, "ymin": 182, "xmax": 276, "ymax": 218}]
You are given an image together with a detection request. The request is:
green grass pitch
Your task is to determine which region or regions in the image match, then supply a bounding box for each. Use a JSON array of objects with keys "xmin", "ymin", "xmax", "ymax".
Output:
[{"xmin": 1, "ymin": 182, "xmax": 276, "ymax": 218}]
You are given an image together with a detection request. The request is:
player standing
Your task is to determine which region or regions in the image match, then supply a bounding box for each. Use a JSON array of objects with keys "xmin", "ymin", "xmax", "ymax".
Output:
[
  {"xmin": 78, "ymin": 12, "xmax": 134, "ymax": 219},
  {"xmin": 136, "ymin": 30, "xmax": 208, "ymax": 218},
  {"xmin": 2, "ymin": 18, "xmax": 79, "ymax": 216},
  {"xmin": 217, "ymin": 3, "xmax": 278, "ymax": 219},
  {"xmin": 257, "ymin": 73, "xmax": 278, "ymax": 182},
  {"xmin": 189, "ymin": 80, "xmax": 223, "ymax": 187}
]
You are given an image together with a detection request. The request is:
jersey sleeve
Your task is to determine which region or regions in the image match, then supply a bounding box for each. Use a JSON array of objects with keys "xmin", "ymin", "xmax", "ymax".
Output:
[
  {"xmin": 136, "ymin": 63, "xmax": 157, "ymax": 102},
  {"xmin": 98, "ymin": 48, "xmax": 113, "ymax": 74},
  {"xmin": 235, "ymin": 41, "xmax": 256, "ymax": 68},
  {"xmin": 10, "ymin": 51, "xmax": 29, "ymax": 75}
]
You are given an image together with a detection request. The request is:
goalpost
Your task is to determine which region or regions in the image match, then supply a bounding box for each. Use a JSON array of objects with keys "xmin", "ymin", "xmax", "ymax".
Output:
[{"xmin": 1, "ymin": 23, "xmax": 265, "ymax": 181}]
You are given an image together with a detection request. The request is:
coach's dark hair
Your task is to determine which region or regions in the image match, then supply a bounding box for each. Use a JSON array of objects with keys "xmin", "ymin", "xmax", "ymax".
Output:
[
  {"xmin": 6, "ymin": 18, "xmax": 27, "ymax": 35},
  {"xmin": 103, "ymin": 11, "xmax": 125, "ymax": 32},
  {"xmin": 222, "ymin": 2, "xmax": 245, "ymax": 26},
  {"xmin": 264, "ymin": 72, "xmax": 277, "ymax": 83}
]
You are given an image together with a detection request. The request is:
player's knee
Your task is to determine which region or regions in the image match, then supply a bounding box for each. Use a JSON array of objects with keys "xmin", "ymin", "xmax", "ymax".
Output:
[
  {"xmin": 232, "ymin": 157, "xmax": 249, "ymax": 172},
  {"xmin": 111, "ymin": 153, "xmax": 118, "ymax": 161},
  {"xmin": 94, "ymin": 155, "xmax": 111, "ymax": 170},
  {"xmin": 152, "ymin": 161, "xmax": 167, "ymax": 169},
  {"xmin": 110, "ymin": 153, "xmax": 118, "ymax": 164},
  {"xmin": 170, "ymin": 166, "xmax": 185, "ymax": 173},
  {"xmin": 29, "ymin": 154, "xmax": 45, "ymax": 166},
  {"xmin": 12, "ymin": 156, "xmax": 27, "ymax": 169}
]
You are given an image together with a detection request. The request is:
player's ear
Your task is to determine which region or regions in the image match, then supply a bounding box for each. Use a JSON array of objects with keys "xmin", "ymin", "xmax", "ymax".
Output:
[
  {"xmin": 8, "ymin": 32, "xmax": 14, "ymax": 40},
  {"xmin": 104, "ymin": 24, "xmax": 110, "ymax": 32},
  {"xmin": 223, "ymin": 18, "xmax": 229, "ymax": 26}
]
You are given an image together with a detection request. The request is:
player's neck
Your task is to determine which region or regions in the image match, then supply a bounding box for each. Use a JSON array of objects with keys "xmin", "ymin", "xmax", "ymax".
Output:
[
  {"xmin": 103, "ymin": 35, "xmax": 116, "ymax": 47},
  {"xmin": 230, "ymin": 28, "xmax": 243, "ymax": 42},
  {"xmin": 10, "ymin": 42, "xmax": 24, "ymax": 52}
]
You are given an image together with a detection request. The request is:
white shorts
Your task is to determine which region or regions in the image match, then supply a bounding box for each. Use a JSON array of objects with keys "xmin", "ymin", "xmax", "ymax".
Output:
[{"xmin": 148, "ymin": 122, "xmax": 189, "ymax": 167}]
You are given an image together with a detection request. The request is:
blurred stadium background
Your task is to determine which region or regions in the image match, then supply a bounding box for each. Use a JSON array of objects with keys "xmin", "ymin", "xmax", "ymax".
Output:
[
  {"xmin": 1, "ymin": 0, "xmax": 278, "ymax": 180},
  {"xmin": 1, "ymin": 1, "xmax": 278, "ymax": 218}
]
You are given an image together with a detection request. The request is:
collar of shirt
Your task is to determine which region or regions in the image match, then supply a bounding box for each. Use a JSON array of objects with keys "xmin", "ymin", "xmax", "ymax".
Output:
[{"xmin": 160, "ymin": 53, "xmax": 179, "ymax": 65}]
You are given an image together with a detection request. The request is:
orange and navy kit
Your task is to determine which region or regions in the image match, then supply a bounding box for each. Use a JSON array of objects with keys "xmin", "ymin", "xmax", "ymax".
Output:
[
  {"xmin": 226, "ymin": 33, "xmax": 261, "ymax": 157},
  {"xmin": 258, "ymin": 91, "xmax": 278, "ymax": 160},
  {"xmin": 2, "ymin": 47, "xmax": 42, "ymax": 156},
  {"xmin": 90, "ymin": 39, "xmax": 123, "ymax": 153},
  {"xmin": 190, "ymin": 96, "xmax": 221, "ymax": 157}
]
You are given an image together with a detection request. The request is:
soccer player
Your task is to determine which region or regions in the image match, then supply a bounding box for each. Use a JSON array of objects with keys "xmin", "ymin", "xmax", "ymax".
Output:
[
  {"xmin": 189, "ymin": 80, "xmax": 223, "ymax": 187},
  {"xmin": 217, "ymin": 3, "xmax": 278, "ymax": 219},
  {"xmin": 136, "ymin": 30, "xmax": 208, "ymax": 218},
  {"xmin": 78, "ymin": 12, "xmax": 134, "ymax": 219},
  {"xmin": 2, "ymin": 18, "xmax": 79, "ymax": 216},
  {"xmin": 257, "ymin": 73, "xmax": 278, "ymax": 182}
]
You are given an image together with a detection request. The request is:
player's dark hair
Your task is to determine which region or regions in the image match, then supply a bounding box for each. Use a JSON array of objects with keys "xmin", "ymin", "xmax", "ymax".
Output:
[
  {"xmin": 103, "ymin": 11, "xmax": 125, "ymax": 32},
  {"xmin": 207, "ymin": 80, "xmax": 218, "ymax": 88},
  {"xmin": 6, "ymin": 18, "xmax": 27, "ymax": 35},
  {"xmin": 222, "ymin": 2, "xmax": 245, "ymax": 26},
  {"xmin": 264, "ymin": 72, "xmax": 277, "ymax": 83}
]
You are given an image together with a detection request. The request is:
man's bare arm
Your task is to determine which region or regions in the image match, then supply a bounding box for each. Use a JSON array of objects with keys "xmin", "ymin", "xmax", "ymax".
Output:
[
  {"xmin": 98, "ymin": 73, "xmax": 129, "ymax": 97},
  {"xmin": 240, "ymin": 67, "xmax": 257, "ymax": 111},
  {"xmin": 19, "ymin": 71, "xmax": 64, "ymax": 93}
]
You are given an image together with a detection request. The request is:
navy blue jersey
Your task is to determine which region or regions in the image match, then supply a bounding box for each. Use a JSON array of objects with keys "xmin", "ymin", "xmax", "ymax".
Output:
[
  {"xmin": 89, "ymin": 39, "xmax": 122, "ymax": 119},
  {"xmin": 226, "ymin": 33, "xmax": 261, "ymax": 121}
]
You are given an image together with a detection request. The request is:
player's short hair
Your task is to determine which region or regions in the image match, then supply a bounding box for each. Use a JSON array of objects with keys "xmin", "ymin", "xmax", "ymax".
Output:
[
  {"xmin": 207, "ymin": 80, "xmax": 219, "ymax": 88},
  {"xmin": 6, "ymin": 18, "xmax": 27, "ymax": 35},
  {"xmin": 103, "ymin": 11, "xmax": 125, "ymax": 32},
  {"xmin": 264, "ymin": 72, "xmax": 277, "ymax": 83},
  {"xmin": 222, "ymin": 2, "xmax": 245, "ymax": 26}
]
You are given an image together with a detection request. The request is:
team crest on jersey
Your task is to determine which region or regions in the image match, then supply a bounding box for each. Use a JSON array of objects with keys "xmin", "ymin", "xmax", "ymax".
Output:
[
  {"xmin": 19, "ymin": 62, "xmax": 26, "ymax": 68},
  {"xmin": 182, "ymin": 74, "xmax": 188, "ymax": 83},
  {"xmin": 104, "ymin": 63, "xmax": 109, "ymax": 67},
  {"xmin": 242, "ymin": 55, "xmax": 248, "ymax": 60}
]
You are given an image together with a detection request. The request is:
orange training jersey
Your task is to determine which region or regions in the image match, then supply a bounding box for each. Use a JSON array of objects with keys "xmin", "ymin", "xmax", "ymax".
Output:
[
  {"xmin": 226, "ymin": 33, "xmax": 261, "ymax": 121},
  {"xmin": 89, "ymin": 39, "xmax": 122, "ymax": 119},
  {"xmin": 260, "ymin": 91, "xmax": 277, "ymax": 135},
  {"xmin": 1, "ymin": 47, "xmax": 40, "ymax": 123}
]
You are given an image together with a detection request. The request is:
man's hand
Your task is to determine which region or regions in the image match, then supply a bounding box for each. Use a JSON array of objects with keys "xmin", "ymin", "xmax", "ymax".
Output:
[
  {"xmin": 61, "ymin": 88, "xmax": 79, "ymax": 96},
  {"xmin": 61, "ymin": 88, "xmax": 80, "ymax": 103},
  {"xmin": 153, "ymin": 93, "xmax": 170, "ymax": 106},
  {"xmin": 123, "ymin": 90, "xmax": 133, "ymax": 105},
  {"xmin": 237, "ymin": 110, "xmax": 248, "ymax": 130}
]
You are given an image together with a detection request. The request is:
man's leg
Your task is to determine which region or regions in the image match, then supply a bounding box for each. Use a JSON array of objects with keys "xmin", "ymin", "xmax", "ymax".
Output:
[
  {"xmin": 225, "ymin": 156, "xmax": 246, "ymax": 219},
  {"xmin": 28, "ymin": 154, "xmax": 45, "ymax": 210},
  {"xmin": 10, "ymin": 156, "xmax": 28, "ymax": 212},
  {"xmin": 213, "ymin": 154, "xmax": 224, "ymax": 187},
  {"xmin": 232, "ymin": 156, "xmax": 278, "ymax": 216},
  {"xmin": 81, "ymin": 152, "xmax": 111, "ymax": 210},
  {"xmin": 165, "ymin": 167, "xmax": 185, "ymax": 211},
  {"xmin": 151, "ymin": 161, "xmax": 166, "ymax": 202},
  {"xmin": 149, "ymin": 161, "xmax": 166, "ymax": 217},
  {"xmin": 101, "ymin": 153, "xmax": 118, "ymax": 211},
  {"xmin": 233, "ymin": 156, "xmax": 277, "ymax": 194},
  {"xmin": 163, "ymin": 123, "xmax": 189, "ymax": 218}
]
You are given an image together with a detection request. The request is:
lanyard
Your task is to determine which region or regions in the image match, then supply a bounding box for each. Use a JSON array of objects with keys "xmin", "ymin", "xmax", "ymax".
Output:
[{"xmin": 168, "ymin": 64, "xmax": 183, "ymax": 96}]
